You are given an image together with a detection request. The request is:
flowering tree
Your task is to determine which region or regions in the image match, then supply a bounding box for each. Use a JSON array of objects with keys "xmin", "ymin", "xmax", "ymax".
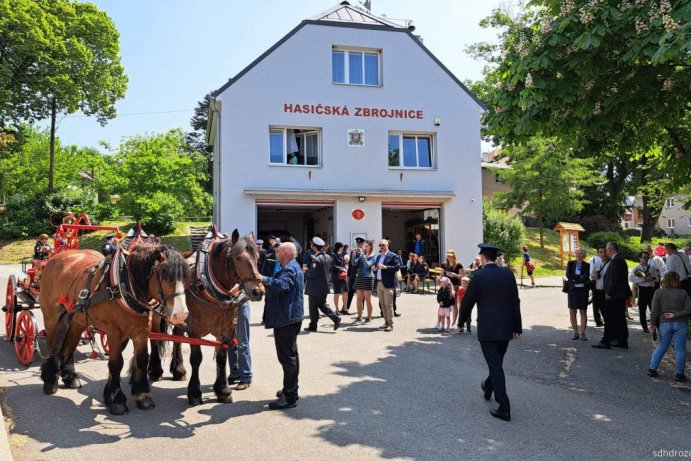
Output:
[{"xmin": 469, "ymin": 0, "xmax": 690, "ymax": 240}]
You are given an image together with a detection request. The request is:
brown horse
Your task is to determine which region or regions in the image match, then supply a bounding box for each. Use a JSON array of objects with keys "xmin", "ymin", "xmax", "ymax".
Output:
[
  {"xmin": 39, "ymin": 243, "xmax": 189, "ymax": 415},
  {"xmin": 148, "ymin": 229, "xmax": 264, "ymax": 405}
]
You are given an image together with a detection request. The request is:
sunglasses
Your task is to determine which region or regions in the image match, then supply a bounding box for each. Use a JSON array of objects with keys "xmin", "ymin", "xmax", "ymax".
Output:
[{"xmin": 379, "ymin": 244, "xmax": 386, "ymax": 248}]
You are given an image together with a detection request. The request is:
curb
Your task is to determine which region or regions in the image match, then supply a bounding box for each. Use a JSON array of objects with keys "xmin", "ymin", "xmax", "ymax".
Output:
[{"xmin": 0, "ymin": 395, "xmax": 14, "ymax": 461}]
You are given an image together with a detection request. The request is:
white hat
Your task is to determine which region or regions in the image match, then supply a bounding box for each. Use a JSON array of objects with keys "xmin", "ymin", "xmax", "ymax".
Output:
[{"xmin": 312, "ymin": 236, "xmax": 325, "ymax": 247}]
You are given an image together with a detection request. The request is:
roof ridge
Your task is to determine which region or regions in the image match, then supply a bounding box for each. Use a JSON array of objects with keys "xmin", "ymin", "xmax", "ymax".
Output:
[{"xmin": 310, "ymin": 2, "xmax": 401, "ymax": 28}]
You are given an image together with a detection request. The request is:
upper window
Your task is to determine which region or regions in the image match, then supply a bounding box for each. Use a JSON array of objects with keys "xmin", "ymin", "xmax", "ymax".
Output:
[
  {"xmin": 269, "ymin": 127, "xmax": 320, "ymax": 166},
  {"xmin": 388, "ymin": 133, "xmax": 433, "ymax": 169},
  {"xmin": 332, "ymin": 48, "xmax": 380, "ymax": 86},
  {"xmin": 666, "ymin": 198, "xmax": 674, "ymax": 208}
]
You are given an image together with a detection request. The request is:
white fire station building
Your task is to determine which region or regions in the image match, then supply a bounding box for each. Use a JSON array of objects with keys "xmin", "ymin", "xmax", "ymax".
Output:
[{"xmin": 207, "ymin": 2, "xmax": 484, "ymax": 266}]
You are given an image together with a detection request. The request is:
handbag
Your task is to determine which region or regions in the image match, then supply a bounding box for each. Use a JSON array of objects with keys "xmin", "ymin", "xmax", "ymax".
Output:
[
  {"xmin": 338, "ymin": 270, "xmax": 347, "ymax": 280},
  {"xmin": 562, "ymin": 279, "xmax": 569, "ymax": 293}
]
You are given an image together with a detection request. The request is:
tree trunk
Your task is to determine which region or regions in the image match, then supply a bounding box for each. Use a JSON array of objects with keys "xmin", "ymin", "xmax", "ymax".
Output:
[
  {"xmin": 538, "ymin": 214, "xmax": 545, "ymax": 250},
  {"xmin": 48, "ymin": 97, "xmax": 56, "ymax": 193},
  {"xmin": 640, "ymin": 187, "xmax": 665, "ymax": 243}
]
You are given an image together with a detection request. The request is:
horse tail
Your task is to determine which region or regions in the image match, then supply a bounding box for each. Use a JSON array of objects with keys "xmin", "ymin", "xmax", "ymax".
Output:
[{"xmin": 40, "ymin": 310, "xmax": 74, "ymax": 383}]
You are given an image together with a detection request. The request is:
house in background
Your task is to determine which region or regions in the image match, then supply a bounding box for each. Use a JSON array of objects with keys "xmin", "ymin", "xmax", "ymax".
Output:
[
  {"xmin": 622, "ymin": 195, "xmax": 691, "ymax": 236},
  {"xmin": 481, "ymin": 149, "xmax": 521, "ymax": 216}
]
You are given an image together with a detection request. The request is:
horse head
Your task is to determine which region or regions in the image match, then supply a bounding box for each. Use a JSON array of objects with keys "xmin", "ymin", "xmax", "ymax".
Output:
[
  {"xmin": 214, "ymin": 229, "xmax": 264, "ymax": 301},
  {"xmin": 130, "ymin": 243, "xmax": 190, "ymax": 325}
]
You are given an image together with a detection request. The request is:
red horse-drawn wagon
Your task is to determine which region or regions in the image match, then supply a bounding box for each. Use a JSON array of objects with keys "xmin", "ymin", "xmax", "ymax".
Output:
[{"xmin": 3, "ymin": 212, "xmax": 121, "ymax": 365}]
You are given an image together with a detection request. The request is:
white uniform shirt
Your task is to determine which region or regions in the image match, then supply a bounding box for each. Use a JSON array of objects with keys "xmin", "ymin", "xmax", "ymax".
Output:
[
  {"xmin": 628, "ymin": 263, "xmax": 657, "ymax": 287},
  {"xmin": 663, "ymin": 251, "xmax": 691, "ymax": 280}
]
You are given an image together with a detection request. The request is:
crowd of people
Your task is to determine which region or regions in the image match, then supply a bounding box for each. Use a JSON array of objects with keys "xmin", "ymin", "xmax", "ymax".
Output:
[{"xmin": 565, "ymin": 241, "xmax": 691, "ymax": 383}]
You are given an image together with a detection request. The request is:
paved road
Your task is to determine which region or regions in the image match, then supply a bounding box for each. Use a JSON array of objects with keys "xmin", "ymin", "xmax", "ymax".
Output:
[{"xmin": 1, "ymin": 268, "xmax": 689, "ymax": 461}]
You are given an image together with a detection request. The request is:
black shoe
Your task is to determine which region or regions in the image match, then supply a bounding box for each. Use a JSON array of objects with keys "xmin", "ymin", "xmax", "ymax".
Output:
[
  {"xmin": 276, "ymin": 390, "xmax": 300, "ymax": 401},
  {"xmin": 642, "ymin": 330, "xmax": 649, "ymax": 334},
  {"xmin": 591, "ymin": 343, "xmax": 611, "ymax": 349},
  {"xmin": 595, "ymin": 322, "xmax": 604, "ymax": 327},
  {"xmin": 647, "ymin": 368, "xmax": 658, "ymax": 377},
  {"xmin": 490, "ymin": 408, "xmax": 511, "ymax": 421},
  {"xmin": 334, "ymin": 317, "xmax": 341, "ymax": 331},
  {"xmin": 675, "ymin": 374, "xmax": 687, "ymax": 382},
  {"xmin": 227, "ymin": 375, "xmax": 240, "ymax": 385},
  {"xmin": 235, "ymin": 381, "xmax": 251, "ymax": 390},
  {"xmin": 303, "ymin": 327, "xmax": 316, "ymax": 332},
  {"xmin": 393, "ymin": 312, "xmax": 402, "ymax": 317},
  {"xmin": 611, "ymin": 342, "xmax": 628, "ymax": 349},
  {"xmin": 481, "ymin": 381, "xmax": 492, "ymax": 400},
  {"xmin": 268, "ymin": 394, "xmax": 297, "ymax": 410}
]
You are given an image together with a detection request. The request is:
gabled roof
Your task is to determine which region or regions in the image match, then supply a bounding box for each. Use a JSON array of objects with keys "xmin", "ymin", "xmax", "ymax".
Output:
[
  {"xmin": 211, "ymin": 6, "xmax": 486, "ymax": 110},
  {"xmin": 310, "ymin": 3, "xmax": 401, "ymax": 28}
]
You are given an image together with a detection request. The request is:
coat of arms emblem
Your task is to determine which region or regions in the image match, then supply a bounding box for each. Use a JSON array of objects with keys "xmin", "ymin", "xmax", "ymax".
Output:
[{"xmin": 347, "ymin": 129, "xmax": 365, "ymax": 147}]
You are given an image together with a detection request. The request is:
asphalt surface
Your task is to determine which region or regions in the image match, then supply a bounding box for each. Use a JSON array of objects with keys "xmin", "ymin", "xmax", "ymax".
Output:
[{"xmin": 1, "ymin": 265, "xmax": 690, "ymax": 461}]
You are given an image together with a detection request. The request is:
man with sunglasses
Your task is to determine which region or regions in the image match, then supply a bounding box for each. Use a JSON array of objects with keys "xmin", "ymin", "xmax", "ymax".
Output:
[
  {"xmin": 373, "ymin": 239, "xmax": 401, "ymax": 332},
  {"xmin": 629, "ymin": 251, "xmax": 658, "ymax": 334}
]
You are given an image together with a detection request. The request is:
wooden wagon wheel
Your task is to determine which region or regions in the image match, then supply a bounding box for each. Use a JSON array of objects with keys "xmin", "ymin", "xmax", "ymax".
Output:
[
  {"xmin": 14, "ymin": 310, "xmax": 37, "ymax": 366},
  {"xmin": 4, "ymin": 275, "xmax": 18, "ymax": 342}
]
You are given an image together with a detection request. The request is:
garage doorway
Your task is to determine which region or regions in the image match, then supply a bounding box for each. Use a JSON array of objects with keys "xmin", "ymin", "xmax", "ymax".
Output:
[
  {"xmin": 256, "ymin": 201, "xmax": 335, "ymax": 259},
  {"xmin": 382, "ymin": 205, "xmax": 441, "ymax": 267}
]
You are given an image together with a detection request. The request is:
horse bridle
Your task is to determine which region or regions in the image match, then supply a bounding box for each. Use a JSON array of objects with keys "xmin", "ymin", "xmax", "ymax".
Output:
[
  {"xmin": 226, "ymin": 251, "xmax": 262, "ymax": 295},
  {"xmin": 147, "ymin": 262, "xmax": 186, "ymax": 322}
]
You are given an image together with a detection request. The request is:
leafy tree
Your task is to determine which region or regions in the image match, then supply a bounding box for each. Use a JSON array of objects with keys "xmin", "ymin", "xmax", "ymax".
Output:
[
  {"xmin": 482, "ymin": 201, "xmax": 525, "ymax": 262},
  {"xmin": 185, "ymin": 93, "xmax": 213, "ymax": 194},
  {"xmin": 493, "ymin": 138, "xmax": 597, "ymax": 249},
  {"xmin": 0, "ymin": 0, "xmax": 128, "ymax": 192},
  {"xmin": 467, "ymin": 0, "xmax": 690, "ymax": 241},
  {"xmin": 110, "ymin": 129, "xmax": 211, "ymax": 229}
]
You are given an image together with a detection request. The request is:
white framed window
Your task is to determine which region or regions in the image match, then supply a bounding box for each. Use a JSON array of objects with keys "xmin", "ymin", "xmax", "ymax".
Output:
[
  {"xmin": 666, "ymin": 218, "xmax": 675, "ymax": 229},
  {"xmin": 388, "ymin": 133, "xmax": 434, "ymax": 169},
  {"xmin": 332, "ymin": 47, "xmax": 380, "ymax": 86},
  {"xmin": 665, "ymin": 198, "xmax": 674, "ymax": 208},
  {"xmin": 269, "ymin": 127, "xmax": 321, "ymax": 166},
  {"xmin": 687, "ymin": 217, "xmax": 691, "ymax": 228}
]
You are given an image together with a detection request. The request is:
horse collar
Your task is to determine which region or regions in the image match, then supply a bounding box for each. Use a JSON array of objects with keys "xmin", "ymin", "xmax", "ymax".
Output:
[{"xmin": 194, "ymin": 230, "xmax": 235, "ymax": 305}]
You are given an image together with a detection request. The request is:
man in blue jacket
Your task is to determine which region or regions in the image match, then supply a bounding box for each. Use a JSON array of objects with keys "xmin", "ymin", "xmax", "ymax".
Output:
[
  {"xmin": 459, "ymin": 243, "xmax": 522, "ymax": 422},
  {"xmin": 262, "ymin": 242, "xmax": 305, "ymax": 410}
]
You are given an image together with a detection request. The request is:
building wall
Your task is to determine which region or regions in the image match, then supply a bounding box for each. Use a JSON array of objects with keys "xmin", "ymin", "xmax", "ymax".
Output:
[
  {"xmin": 659, "ymin": 195, "xmax": 691, "ymax": 236},
  {"xmin": 215, "ymin": 23, "xmax": 483, "ymax": 264}
]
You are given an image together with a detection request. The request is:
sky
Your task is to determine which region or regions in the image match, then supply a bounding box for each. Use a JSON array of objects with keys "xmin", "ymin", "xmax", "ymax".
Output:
[{"xmin": 54, "ymin": 0, "xmax": 506, "ymax": 151}]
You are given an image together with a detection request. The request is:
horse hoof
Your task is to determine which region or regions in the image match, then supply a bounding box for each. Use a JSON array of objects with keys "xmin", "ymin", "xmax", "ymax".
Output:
[
  {"xmin": 136, "ymin": 400, "xmax": 155, "ymax": 410},
  {"xmin": 188, "ymin": 396, "xmax": 203, "ymax": 406},
  {"xmin": 172, "ymin": 370, "xmax": 187, "ymax": 381},
  {"xmin": 109, "ymin": 403, "xmax": 129, "ymax": 415},
  {"xmin": 43, "ymin": 381, "xmax": 58, "ymax": 395},
  {"xmin": 63, "ymin": 377, "xmax": 82, "ymax": 389},
  {"xmin": 216, "ymin": 394, "xmax": 233, "ymax": 404}
]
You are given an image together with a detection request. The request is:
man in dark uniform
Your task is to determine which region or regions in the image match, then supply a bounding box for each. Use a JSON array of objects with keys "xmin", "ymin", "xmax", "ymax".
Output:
[
  {"xmin": 592, "ymin": 241, "xmax": 632, "ymax": 349},
  {"xmin": 305, "ymin": 237, "xmax": 341, "ymax": 332},
  {"xmin": 459, "ymin": 243, "xmax": 522, "ymax": 422},
  {"xmin": 345, "ymin": 237, "xmax": 365, "ymax": 313},
  {"xmin": 101, "ymin": 233, "xmax": 117, "ymax": 257}
]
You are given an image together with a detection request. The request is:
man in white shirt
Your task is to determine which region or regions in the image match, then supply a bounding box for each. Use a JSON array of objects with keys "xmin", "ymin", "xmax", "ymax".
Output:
[
  {"xmin": 588, "ymin": 245, "xmax": 608, "ymax": 327},
  {"xmin": 663, "ymin": 242, "xmax": 691, "ymax": 296},
  {"xmin": 628, "ymin": 251, "xmax": 658, "ymax": 334}
]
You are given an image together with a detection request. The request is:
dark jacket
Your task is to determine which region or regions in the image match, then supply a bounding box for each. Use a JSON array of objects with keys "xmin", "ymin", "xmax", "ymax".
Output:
[
  {"xmin": 331, "ymin": 252, "xmax": 347, "ymax": 283},
  {"xmin": 257, "ymin": 248, "xmax": 267, "ymax": 276},
  {"xmin": 603, "ymin": 254, "xmax": 632, "ymax": 300},
  {"xmin": 305, "ymin": 251, "xmax": 332, "ymax": 296},
  {"xmin": 347, "ymin": 250, "xmax": 359, "ymax": 277},
  {"xmin": 263, "ymin": 259, "xmax": 305, "ymax": 329},
  {"xmin": 459, "ymin": 263, "xmax": 522, "ymax": 342},
  {"xmin": 372, "ymin": 251, "xmax": 402, "ymax": 288},
  {"xmin": 409, "ymin": 238, "xmax": 429, "ymax": 259},
  {"xmin": 565, "ymin": 260, "xmax": 590, "ymax": 290}
]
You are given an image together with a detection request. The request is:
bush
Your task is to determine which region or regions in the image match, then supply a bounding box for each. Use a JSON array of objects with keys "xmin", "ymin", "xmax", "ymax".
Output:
[
  {"xmin": 44, "ymin": 187, "xmax": 97, "ymax": 215},
  {"xmin": 586, "ymin": 231, "xmax": 641, "ymax": 260},
  {"xmin": 483, "ymin": 202, "xmax": 525, "ymax": 262},
  {"xmin": 93, "ymin": 201, "xmax": 121, "ymax": 221},
  {"xmin": 137, "ymin": 192, "xmax": 184, "ymax": 235},
  {"xmin": 0, "ymin": 194, "xmax": 52, "ymax": 238}
]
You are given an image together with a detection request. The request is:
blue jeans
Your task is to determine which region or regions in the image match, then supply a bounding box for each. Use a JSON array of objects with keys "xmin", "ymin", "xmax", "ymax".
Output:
[
  {"xmin": 650, "ymin": 321, "xmax": 688, "ymax": 375},
  {"xmin": 228, "ymin": 301, "xmax": 252, "ymax": 382}
]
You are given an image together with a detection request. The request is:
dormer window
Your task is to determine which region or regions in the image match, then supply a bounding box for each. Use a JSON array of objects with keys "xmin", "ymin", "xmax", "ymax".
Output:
[{"xmin": 332, "ymin": 47, "xmax": 380, "ymax": 86}]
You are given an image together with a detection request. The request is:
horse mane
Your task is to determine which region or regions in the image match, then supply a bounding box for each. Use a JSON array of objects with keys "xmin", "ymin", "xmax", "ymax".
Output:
[{"xmin": 129, "ymin": 243, "xmax": 190, "ymax": 295}]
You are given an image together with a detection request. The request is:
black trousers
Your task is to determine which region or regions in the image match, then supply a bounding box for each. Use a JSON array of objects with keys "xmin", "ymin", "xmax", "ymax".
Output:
[
  {"xmin": 346, "ymin": 276, "xmax": 357, "ymax": 310},
  {"xmin": 308, "ymin": 293, "xmax": 338, "ymax": 329},
  {"xmin": 274, "ymin": 322, "xmax": 301, "ymax": 400},
  {"xmin": 637, "ymin": 286, "xmax": 655, "ymax": 331},
  {"xmin": 601, "ymin": 297, "xmax": 629, "ymax": 345},
  {"xmin": 592, "ymin": 289, "xmax": 605, "ymax": 325},
  {"xmin": 480, "ymin": 340, "xmax": 510, "ymax": 413}
]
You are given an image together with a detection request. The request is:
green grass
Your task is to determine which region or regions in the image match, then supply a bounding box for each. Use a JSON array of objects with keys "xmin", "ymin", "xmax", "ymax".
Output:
[
  {"xmin": 510, "ymin": 227, "xmax": 640, "ymax": 278},
  {"xmin": 0, "ymin": 220, "xmax": 211, "ymax": 263}
]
